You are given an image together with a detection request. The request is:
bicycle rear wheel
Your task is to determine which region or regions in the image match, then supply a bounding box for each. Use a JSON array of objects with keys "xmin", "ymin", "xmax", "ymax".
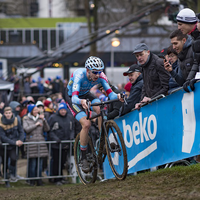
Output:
[
  {"xmin": 105, "ymin": 120, "xmax": 128, "ymax": 180},
  {"xmin": 74, "ymin": 133, "xmax": 98, "ymax": 185}
]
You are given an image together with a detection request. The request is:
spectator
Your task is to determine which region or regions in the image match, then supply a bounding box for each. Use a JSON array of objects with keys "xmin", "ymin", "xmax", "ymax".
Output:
[
  {"xmin": 9, "ymin": 101, "xmax": 22, "ymax": 123},
  {"xmin": 165, "ymin": 45, "xmax": 181, "ymax": 94},
  {"xmin": 23, "ymin": 104, "xmax": 50, "ymax": 186},
  {"xmin": 9, "ymin": 101, "xmax": 25, "ymax": 158},
  {"xmin": 24, "ymin": 77, "xmax": 31, "ymax": 95},
  {"xmin": 52, "ymin": 76, "xmax": 63, "ymax": 94},
  {"xmin": 120, "ymin": 64, "xmax": 143, "ymax": 116},
  {"xmin": 0, "ymin": 107, "xmax": 24, "ymax": 188},
  {"xmin": 48, "ymin": 103, "xmax": 81, "ymax": 185},
  {"xmin": 37, "ymin": 96, "xmax": 46, "ymax": 104},
  {"xmin": 133, "ymin": 43, "xmax": 170, "ymax": 109},
  {"xmin": 36, "ymin": 101, "xmax": 44, "ymax": 114},
  {"xmin": 30, "ymin": 79, "xmax": 39, "ymax": 94},
  {"xmin": 164, "ymin": 29, "xmax": 193, "ymax": 87},
  {"xmin": 158, "ymin": 48, "xmax": 169, "ymax": 62},
  {"xmin": 38, "ymin": 77, "xmax": 44, "ymax": 94},
  {"xmin": 176, "ymin": 8, "xmax": 200, "ymax": 91},
  {"xmin": 19, "ymin": 100, "xmax": 28, "ymax": 118},
  {"xmin": 97, "ymin": 82, "xmax": 122, "ymax": 120},
  {"xmin": 0, "ymin": 102, "xmax": 5, "ymax": 114},
  {"xmin": 27, "ymin": 96, "xmax": 35, "ymax": 104},
  {"xmin": 44, "ymin": 80, "xmax": 52, "ymax": 93},
  {"xmin": 44, "ymin": 99, "xmax": 54, "ymax": 121},
  {"xmin": 124, "ymin": 82, "xmax": 132, "ymax": 98}
]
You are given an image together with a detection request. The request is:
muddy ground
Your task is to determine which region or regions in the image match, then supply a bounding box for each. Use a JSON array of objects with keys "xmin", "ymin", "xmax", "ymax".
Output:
[{"xmin": 1, "ymin": 164, "xmax": 200, "ymax": 200}]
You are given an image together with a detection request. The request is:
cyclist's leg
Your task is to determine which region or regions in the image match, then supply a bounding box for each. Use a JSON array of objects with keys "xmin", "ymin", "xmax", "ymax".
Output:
[{"xmin": 65, "ymin": 93, "xmax": 92, "ymax": 172}]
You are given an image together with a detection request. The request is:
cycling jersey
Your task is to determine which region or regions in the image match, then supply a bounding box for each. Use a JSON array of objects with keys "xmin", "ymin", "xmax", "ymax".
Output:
[{"xmin": 67, "ymin": 68, "xmax": 117, "ymax": 104}]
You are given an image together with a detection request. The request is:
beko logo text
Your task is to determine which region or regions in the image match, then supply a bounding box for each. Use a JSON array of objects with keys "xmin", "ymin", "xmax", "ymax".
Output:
[{"xmin": 122, "ymin": 112, "xmax": 157, "ymax": 148}]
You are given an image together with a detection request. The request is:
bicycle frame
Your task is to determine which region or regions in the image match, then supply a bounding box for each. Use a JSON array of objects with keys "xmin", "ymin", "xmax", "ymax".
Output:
[{"xmin": 87, "ymin": 99, "xmax": 122, "ymax": 163}]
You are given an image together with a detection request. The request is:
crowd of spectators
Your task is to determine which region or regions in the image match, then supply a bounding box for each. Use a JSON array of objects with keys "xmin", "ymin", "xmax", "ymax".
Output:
[{"xmin": 0, "ymin": 7, "xmax": 200, "ymax": 187}]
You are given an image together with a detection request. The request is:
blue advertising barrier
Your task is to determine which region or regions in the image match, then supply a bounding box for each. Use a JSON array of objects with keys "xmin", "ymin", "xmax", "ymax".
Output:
[{"xmin": 103, "ymin": 82, "xmax": 200, "ymax": 179}]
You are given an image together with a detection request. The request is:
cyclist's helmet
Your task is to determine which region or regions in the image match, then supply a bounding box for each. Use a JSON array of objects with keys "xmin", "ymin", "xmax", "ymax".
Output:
[{"xmin": 85, "ymin": 56, "xmax": 104, "ymax": 70}]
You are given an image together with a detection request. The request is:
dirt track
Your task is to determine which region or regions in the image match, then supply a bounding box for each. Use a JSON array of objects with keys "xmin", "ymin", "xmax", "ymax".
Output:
[{"xmin": 1, "ymin": 165, "xmax": 200, "ymax": 200}]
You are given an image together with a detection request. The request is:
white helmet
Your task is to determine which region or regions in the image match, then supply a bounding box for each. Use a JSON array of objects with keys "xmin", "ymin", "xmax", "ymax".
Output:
[{"xmin": 85, "ymin": 56, "xmax": 104, "ymax": 70}]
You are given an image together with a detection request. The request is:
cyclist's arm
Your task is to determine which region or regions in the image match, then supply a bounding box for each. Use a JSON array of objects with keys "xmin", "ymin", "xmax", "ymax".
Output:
[
  {"xmin": 100, "ymin": 73, "xmax": 118, "ymax": 100},
  {"xmin": 71, "ymin": 72, "xmax": 83, "ymax": 105}
]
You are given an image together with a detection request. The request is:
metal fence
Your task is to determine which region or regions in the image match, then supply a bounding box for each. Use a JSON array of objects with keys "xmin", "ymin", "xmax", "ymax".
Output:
[{"xmin": 0, "ymin": 140, "xmax": 81, "ymax": 183}]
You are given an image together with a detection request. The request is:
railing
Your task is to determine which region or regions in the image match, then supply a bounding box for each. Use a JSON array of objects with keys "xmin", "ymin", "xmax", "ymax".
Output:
[{"xmin": 0, "ymin": 140, "xmax": 81, "ymax": 183}]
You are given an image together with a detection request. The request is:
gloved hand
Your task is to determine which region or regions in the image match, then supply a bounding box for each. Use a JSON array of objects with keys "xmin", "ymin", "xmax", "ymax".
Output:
[
  {"xmin": 190, "ymin": 78, "xmax": 198, "ymax": 91},
  {"xmin": 183, "ymin": 80, "xmax": 190, "ymax": 92},
  {"xmin": 183, "ymin": 79, "xmax": 198, "ymax": 92}
]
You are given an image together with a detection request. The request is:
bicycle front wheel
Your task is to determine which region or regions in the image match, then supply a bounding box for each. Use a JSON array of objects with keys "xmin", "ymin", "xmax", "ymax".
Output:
[
  {"xmin": 105, "ymin": 120, "xmax": 128, "ymax": 180},
  {"xmin": 74, "ymin": 133, "xmax": 98, "ymax": 185}
]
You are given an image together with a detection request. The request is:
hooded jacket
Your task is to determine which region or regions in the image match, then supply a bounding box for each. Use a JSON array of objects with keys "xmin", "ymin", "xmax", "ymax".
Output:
[
  {"xmin": 9, "ymin": 101, "xmax": 21, "ymax": 124},
  {"xmin": 177, "ymin": 35, "xmax": 193, "ymax": 81},
  {"xmin": 187, "ymin": 27, "xmax": 200, "ymax": 80}
]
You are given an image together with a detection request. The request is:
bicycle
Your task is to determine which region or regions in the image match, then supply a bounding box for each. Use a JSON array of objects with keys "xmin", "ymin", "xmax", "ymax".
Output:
[{"xmin": 74, "ymin": 98, "xmax": 128, "ymax": 185}]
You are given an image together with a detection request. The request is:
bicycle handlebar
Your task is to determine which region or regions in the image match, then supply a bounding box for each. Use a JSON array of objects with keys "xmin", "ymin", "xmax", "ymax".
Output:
[{"xmin": 86, "ymin": 98, "xmax": 120, "ymax": 120}]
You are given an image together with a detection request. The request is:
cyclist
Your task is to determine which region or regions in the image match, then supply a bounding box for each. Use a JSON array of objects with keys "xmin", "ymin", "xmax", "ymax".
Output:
[{"xmin": 65, "ymin": 56, "xmax": 123, "ymax": 173}]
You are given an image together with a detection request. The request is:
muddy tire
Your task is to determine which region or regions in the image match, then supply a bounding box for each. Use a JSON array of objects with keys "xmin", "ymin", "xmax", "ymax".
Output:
[
  {"xmin": 74, "ymin": 133, "xmax": 97, "ymax": 185},
  {"xmin": 105, "ymin": 120, "xmax": 128, "ymax": 180}
]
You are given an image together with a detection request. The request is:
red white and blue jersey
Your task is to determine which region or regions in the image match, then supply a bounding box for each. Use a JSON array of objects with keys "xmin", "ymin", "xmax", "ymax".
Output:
[{"xmin": 67, "ymin": 68, "xmax": 117, "ymax": 104}]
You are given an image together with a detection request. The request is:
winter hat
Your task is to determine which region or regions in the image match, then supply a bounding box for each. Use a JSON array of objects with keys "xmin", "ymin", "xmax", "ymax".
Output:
[
  {"xmin": 124, "ymin": 82, "xmax": 132, "ymax": 92},
  {"xmin": 36, "ymin": 101, "xmax": 44, "ymax": 107},
  {"xmin": 176, "ymin": 8, "xmax": 197, "ymax": 24},
  {"xmin": 45, "ymin": 80, "xmax": 49, "ymax": 84},
  {"xmin": 27, "ymin": 104, "xmax": 36, "ymax": 113},
  {"xmin": 56, "ymin": 75, "xmax": 61, "ymax": 80},
  {"xmin": 58, "ymin": 103, "xmax": 68, "ymax": 111},
  {"xmin": 47, "ymin": 97, "xmax": 52, "ymax": 102},
  {"xmin": 44, "ymin": 99, "xmax": 52, "ymax": 107}
]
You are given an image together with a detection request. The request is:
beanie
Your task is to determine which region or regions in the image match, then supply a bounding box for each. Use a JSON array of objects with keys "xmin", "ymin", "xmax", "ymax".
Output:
[
  {"xmin": 27, "ymin": 104, "xmax": 36, "ymax": 113},
  {"xmin": 176, "ymin": 8, "xmax": 197, "ymax": 24},
  {"xmin": 36, "ymin": 100, "xmax": 44, "ymax": 107},
  {"xmin": 124, "ymin": 82, "xmax": 132, "ymax": 92},
  {"xmin": 58, "ymin": 103, "xmax": 68, "ymax": 111},
  {"xmin": 44, "ymin": 100, "xmax": 52, "ymax": 107},
  {"xmin": 47, "ymin": 97, "xmax": 52, "ymax": 102}
]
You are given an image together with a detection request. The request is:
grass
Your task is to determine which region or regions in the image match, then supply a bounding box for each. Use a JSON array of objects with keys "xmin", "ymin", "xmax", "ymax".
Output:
[
  {"xmin": 0, "ymin": 17, "xmax": 87, "ymax": 28},
  {"xmin": 1, "ymin": 164, "xmax": 200, "ymax": 199}
]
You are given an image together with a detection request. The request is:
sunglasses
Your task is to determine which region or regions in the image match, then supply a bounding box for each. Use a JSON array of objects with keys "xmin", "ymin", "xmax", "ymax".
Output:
[{"xmin": 91, "ymin": 71, "xmax": 102, "ymax": 75}]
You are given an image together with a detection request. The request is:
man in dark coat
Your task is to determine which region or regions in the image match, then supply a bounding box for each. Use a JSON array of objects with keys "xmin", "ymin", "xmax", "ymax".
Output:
[
  {"xmin": 0, "ymin": 107, "xmax": 24, "ymax": 187},
  {"xmin": 120, "ymin": 64, "xmax": 143, "ymax": 116},
  {"xmin": 164, "ymin": 29, "xmax": 194, "ymax": 88},
  {"xmin": 48, "ymin": 102, "xmax": 81, "ymax": 185},
  {"xmin": 134, "ymin": 43, "xmax": 170, "ymax": 109}
]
